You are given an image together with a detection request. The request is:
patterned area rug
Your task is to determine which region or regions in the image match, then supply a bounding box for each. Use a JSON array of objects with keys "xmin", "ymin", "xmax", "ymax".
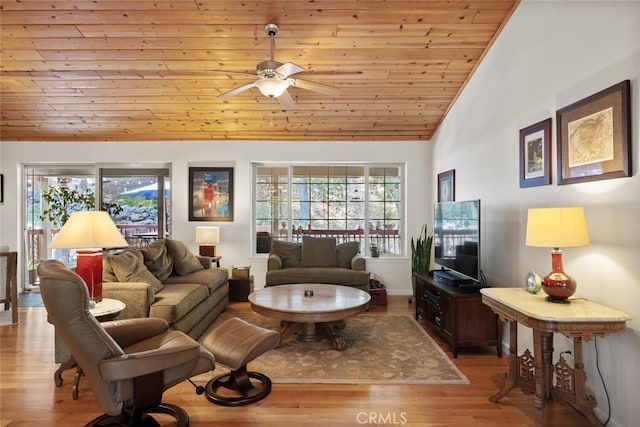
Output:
[{"xmin": 196, "ymin": 312, "xmax": 469, "ymax": 385}]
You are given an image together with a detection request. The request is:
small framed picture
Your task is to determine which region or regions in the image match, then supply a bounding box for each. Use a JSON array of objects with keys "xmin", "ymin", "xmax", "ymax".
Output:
[
  {"xmin": 437, "ymin": 169, "xmax": 455, "ymax": 202},
  {"xmin": 188, "ymin": 167, "xmax": 234, "ymax": 221},
  {"xmin": 0, "ymin": 174, "xmax": 4, "ymax": 203},
  {"xmin": 557, "ymin": 80, "xmax": 631, "ymax": 185},
  {"xmin": 519, "ymin": 118, "xmax": 552, "ymax": 188}
]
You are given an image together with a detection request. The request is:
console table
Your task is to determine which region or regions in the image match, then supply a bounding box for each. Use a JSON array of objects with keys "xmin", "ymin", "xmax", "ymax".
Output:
[{"xmin": 480, "ymin": 288, "xmax": 630, "ymax": 427}]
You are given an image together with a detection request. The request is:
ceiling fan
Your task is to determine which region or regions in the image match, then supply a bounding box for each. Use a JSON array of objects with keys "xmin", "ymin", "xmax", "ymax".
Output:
[{"xmin": 218, "ymin": 23, "xmax": 340, "ymax": 109}]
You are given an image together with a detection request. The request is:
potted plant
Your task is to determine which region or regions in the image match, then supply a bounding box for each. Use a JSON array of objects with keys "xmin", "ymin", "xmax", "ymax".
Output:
[
  {"xmin": 410, "ymin": 224, "xmax": 433, "ymax": 300},
  {"xmin": 39, "ymin": 186, "xmax": 96, "ymax": 228}
]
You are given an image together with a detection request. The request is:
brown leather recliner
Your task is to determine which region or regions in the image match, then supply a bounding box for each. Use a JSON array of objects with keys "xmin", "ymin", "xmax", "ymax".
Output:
[{"xmin": 38, "ymin": 260, "xmax": 215, "ymax": 426}]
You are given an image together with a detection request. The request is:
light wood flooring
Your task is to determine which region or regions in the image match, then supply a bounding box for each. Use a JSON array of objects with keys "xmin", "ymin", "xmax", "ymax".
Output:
[{"xmin": 0, "ymin": 296, "xmax": 592, "ymax": 426}]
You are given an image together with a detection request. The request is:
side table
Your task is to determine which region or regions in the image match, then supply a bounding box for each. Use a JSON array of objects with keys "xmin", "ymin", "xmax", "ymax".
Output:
[
  {"xmin": 54, "ymin": 298, "xmax": 126, "ymax": 399},
  {"xmin": 228, "ymin": 275, "xmax": 254, "ymax": 302}
]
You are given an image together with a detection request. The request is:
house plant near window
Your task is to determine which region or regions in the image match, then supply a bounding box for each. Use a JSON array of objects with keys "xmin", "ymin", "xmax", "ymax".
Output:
[{"xmin": 410, "ymin": 224, "xmax": 433, "ymax": 301}]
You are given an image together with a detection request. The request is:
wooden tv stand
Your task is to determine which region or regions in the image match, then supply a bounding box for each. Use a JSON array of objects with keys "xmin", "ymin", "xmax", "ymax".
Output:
[{"xmin": 413, "ymin": 272, "xmax": 501, "ymax": 358}]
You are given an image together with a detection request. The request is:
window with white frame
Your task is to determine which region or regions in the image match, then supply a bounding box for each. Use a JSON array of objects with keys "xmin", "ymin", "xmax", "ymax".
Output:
[{"xmin": 254, "ymin": 163, "xmax": 404, "ymax": 256}]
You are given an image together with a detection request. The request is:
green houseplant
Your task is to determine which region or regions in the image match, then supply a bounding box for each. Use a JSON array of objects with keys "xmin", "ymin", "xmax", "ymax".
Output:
[
  {"xmin": 410, "ymin": 224, "xmax": 433, "ymax": 299},
  {"xmin": 39, "ymin": 186, "xmax": 96, "ymax": 228}
]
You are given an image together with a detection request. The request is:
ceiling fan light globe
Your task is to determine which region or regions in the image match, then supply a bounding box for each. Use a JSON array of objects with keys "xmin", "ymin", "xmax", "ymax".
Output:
[{"xmin": 255, "ymin": 78, "xmax": 289, "ymax": 98}]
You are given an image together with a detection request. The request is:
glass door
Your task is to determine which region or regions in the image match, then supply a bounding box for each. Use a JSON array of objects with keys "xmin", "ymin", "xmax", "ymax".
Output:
[
  {"xmin": 23, "ymin": 165, "xmax": 96, "ymax": 289},
  {"xmin": 99, "ymin": 168, "xmax": 171, "ymax": 247}
]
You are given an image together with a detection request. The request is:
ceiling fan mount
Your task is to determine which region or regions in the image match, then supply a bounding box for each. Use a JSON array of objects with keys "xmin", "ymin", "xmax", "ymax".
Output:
[{"xmin": 218, "ymin": 23, "xmax": 340, "ymax": 109}]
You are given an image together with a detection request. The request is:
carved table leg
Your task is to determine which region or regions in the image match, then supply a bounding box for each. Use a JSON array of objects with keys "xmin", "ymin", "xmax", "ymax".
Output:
[
  {"xmin": 570, "ymin": 337, "xmax": 602, "ymax": 426},
  {"xmin": 54, "ymin": 356, "xmax": 77, "ymax": 387},
  {"xmin": 317, "ymin": 322, "xmax": 347, "ymax": 351},
  {"xmin": 532, "ymin": 330, "xmax": 553, "ymax": 427},
  {"xmin": 490, "ymin": 319, "xmax": 516, "ymax": 402}
]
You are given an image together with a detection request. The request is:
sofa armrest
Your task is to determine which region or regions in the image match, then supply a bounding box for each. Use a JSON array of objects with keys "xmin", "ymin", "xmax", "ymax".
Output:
[
  {"xmin": 197, "ymin": 256, "xmax": 213, "ymax": 269},
  {"xmin": 267, "ymin": 254, "xmax": 283, "ymax": 271},
  {"xmin": 102, "ymin": 282, "xmax": 155, "ymax": 319},
  {"xmin": 351, "ymin": 256, "xmax": 366, "ymax": 271}
]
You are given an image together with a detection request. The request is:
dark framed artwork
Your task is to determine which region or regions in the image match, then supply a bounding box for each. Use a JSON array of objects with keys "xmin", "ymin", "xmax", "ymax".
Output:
[
  {"xmin": 188, "ymin": 167, "xmax": 234, "ymax": 221},
  {"xmin": 437, "ymin": 169, "xmax": 455, "ymax": 202},
  {"xmin": 0, "ymin": 174, "xmax": 4, "ymax": 203},
  {"xmin": 519, "ymin": 118, "xmax": 552, "ymax": 188},
  {"xmin": 557, "ymin": 80, "xmax": 631, "ymax": 185}
]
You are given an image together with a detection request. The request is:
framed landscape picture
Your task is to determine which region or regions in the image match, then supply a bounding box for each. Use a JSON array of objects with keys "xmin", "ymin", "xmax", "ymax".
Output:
[
  {"xmin": 188, "ymin": 167, "xmax": 234, "ymax": 221},
  {"xmin": 519, "ymin": 118, "xmax": 552, "ymax": 188},
  {"xmin": 556, "ymin": 80, "xmax": 631, "ymax": 185},
  {"xmin": 437, "ymin": 169, "xmax": 455, "ymax": 202}
]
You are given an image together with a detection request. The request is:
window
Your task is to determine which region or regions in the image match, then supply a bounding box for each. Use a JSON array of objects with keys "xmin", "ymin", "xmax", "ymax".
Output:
[{"xmin": 254, "ymin": 163, "xmax": 404, "ymax": 256}]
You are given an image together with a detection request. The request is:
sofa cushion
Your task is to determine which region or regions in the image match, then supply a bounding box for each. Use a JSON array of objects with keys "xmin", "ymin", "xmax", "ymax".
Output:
[
  {"xmin": 108, "ymin": 251, "xmax": 163, "ymax": 293},
  {"xmin": 149, "ymin": 283, "xmax": 209, "ymax": 324},
  {"xmin": 163, "ymin": 267, "xmax": 228, "ymax": 294},
  {"xmin": 140, "ymin": 240, "xmax": 173, "ymax": 282},
  {"xmin": 336, "ymin": 241, "xmax": 361, "ymax": 268},
  {"xmin": 270, "ymin": 240, "xmax": 302, "ymax": 268},
  {"xmin": 165, "ymin": 238, "xmax": 204, "ymax": 276},
  {"xmin": 301, "ymin": 237, "xmax": 337, "ymax": 267}
]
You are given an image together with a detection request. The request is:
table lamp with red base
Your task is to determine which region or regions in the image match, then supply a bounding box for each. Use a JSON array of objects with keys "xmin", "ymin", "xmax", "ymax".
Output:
[
  {"xmin": 49, "ymin": 211, "xmax": 129, "ymax": 301},
  {"xmin": 195, "ymin": 226, "xmax": 220, "ymax": 257},
  {"xmin": 525, "ymin": 207, "xmax": 590, "ymax": 303}
]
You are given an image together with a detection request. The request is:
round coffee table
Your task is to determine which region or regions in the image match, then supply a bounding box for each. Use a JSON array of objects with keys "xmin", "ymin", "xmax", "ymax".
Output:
[{"xmin": 248, "ymin": 284, "xmax": 370, "ymax": 351}]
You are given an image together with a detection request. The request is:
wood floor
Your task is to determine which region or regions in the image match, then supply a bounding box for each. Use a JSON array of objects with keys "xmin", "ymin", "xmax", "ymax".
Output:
[{"xmin": 0, "ymin": 296, "xmax": 592, "ymax": 426}]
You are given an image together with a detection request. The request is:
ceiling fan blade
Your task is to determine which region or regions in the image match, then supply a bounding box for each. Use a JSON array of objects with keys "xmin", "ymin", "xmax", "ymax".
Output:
[
  {"xmin": 277, "ymin": 90, "xmax": 296, "ymax": 110},
  {"xmin": 276, "ymin": 62, "xmax": 304, "ymax": 78},
  {"xmin": 218, "ymin": 81, "xmax": 256, "ymax": 98},
  {"xmin": 289, "ymin": 78, "xmax": 340, "ymax": 96}
]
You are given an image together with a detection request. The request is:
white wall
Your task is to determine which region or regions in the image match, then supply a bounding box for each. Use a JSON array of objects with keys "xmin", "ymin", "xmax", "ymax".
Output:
[
  {"xmin": 430, "ymin": 1, "xmax": 640, "ymax": 426},
  {"xmin": 0, "ymin": 140, "xmax": 431, "ymax": 295}
]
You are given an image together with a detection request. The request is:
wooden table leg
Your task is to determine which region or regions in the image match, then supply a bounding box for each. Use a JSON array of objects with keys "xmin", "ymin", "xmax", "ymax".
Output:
[
  {"xmin": 490, "ymin": 319, "xmax": 516, "ymax": 403},
  {"xmin": 532, "ymin": 330, "xmax": 554, "ymax": 427},
  {"xmin": 569, "ymin": 337, "xmax": 601, "ymax": 426},
  {"xmin": 54, "ymin": 356, "xmax": 77, "ymax": 387}
]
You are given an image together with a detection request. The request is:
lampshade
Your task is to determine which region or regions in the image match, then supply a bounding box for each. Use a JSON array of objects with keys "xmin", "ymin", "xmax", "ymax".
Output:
[
  {"xmin": 526, "ymin": 207, "xmax": 590, "ymax": 248},
  {"xmin": 49, "ymin": 211, "xmax": 128, "ymax": 301},
  {"xmin": 195, "ymin": 226, "xmax": 220, "ymax": 244},
  {"xmin": 525, "ymin": 207, "xmax": 589, "ymax": 303},
  {"xmin": 50, "ymin": 211, "xmax": 129, "ymax": 249},
  {"xmin": 254, "ymin": 78, "xmax": 289, "ymax": 98}
]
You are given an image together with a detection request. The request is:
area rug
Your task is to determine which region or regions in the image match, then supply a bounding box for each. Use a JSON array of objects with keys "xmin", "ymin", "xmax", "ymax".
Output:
[{"xmin": 196, "ymin": 313, "xmax": 469, "ymax": 385}]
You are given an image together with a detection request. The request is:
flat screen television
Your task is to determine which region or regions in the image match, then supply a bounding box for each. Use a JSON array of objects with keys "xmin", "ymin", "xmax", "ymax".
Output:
[{"xmin": 433, "ymin": 199, "xmax": 482, "ymax": 285}]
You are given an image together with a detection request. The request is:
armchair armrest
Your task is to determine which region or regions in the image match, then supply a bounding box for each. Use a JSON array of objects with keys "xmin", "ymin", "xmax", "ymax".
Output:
[
  {"xmin": 99, "ymin": 337, "xmax": 202, "ymax": 381},
  {"xmin": 102, "ymin": 317, "xmax": 170, "ymax": 348},
  {"xmin": 102, "ymin": 282, "xmax": 155, "ymax": 319},
  {"xmin": 351, "ymin": 256, "xmax": 366, "ymax": 271},
  {"xmin": 267, "ymin": 254, "xmax": 283, "ymax": 271}
]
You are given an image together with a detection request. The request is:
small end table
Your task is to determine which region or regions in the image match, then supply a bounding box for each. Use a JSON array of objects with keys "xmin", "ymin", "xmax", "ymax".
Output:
[{"xmin": 54, "ymin": 298, "xmax": 125, "ymax": 399}]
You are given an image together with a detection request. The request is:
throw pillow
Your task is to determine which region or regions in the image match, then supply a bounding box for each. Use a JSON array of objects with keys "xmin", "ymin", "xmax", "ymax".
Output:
[
  {"xmin": 109, "ymin": 251, "xmax": 163, "ymax": 292},
  {"xmin": 165, "ymin": 239, "xmax": 204, "ymax": 276},
  {"xmin": 140, "ymin": 240, "xmax": 173, "ymax": 282},
  {"xmin": 301, "ymin": 237, "xmax": 337, "ymax": 267},
  {"xmin": 270, "ymin": 240, "xmax": 302, "ymax": 268},
  {"xmin": 336, "ymin": 241, "xmax": 361, "ymax": 268}
]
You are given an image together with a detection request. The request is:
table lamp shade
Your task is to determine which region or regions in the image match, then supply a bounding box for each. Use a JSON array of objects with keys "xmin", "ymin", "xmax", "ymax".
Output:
[
  {"xmin": 526, "ymin": 207, "xmax": 590, "ymax": 248},
  {"xmin": 525, "ymin": 207, "xmax": 590, "ymax": 303},
  {"xmin": 50, "ymin": 211, "xmax": 128, "ymax": 300},
  {"xmin": 195, "ymin": 226, "xmax": 220, "ymax": 257}
]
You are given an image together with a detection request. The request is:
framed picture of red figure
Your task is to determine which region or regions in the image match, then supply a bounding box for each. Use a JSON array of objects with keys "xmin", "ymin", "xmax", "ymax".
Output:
[{"xmin": 189, "ymin": 167, "xmax": 234, "ymax": 221}]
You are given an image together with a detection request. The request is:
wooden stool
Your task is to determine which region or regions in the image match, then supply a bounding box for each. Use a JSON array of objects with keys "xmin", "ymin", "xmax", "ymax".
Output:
[
  {"xmin": 0, "ymin": 252, "xmax": 18, "ymax": 324},
  {"xmin": 201, "ymin": 317, "xmax": 279, "ymax": 406}
]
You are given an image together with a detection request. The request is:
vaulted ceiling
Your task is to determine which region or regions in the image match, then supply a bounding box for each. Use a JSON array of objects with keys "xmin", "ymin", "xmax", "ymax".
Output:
[{"xmin": 0, "ymin": 1, "xmax": 518, "ymax": 142}]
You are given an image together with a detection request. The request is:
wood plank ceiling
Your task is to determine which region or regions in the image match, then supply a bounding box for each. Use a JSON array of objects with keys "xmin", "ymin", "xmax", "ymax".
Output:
[{"xmin": 0, "ymin": 0, "xmax": 519, "ymax": 142}]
